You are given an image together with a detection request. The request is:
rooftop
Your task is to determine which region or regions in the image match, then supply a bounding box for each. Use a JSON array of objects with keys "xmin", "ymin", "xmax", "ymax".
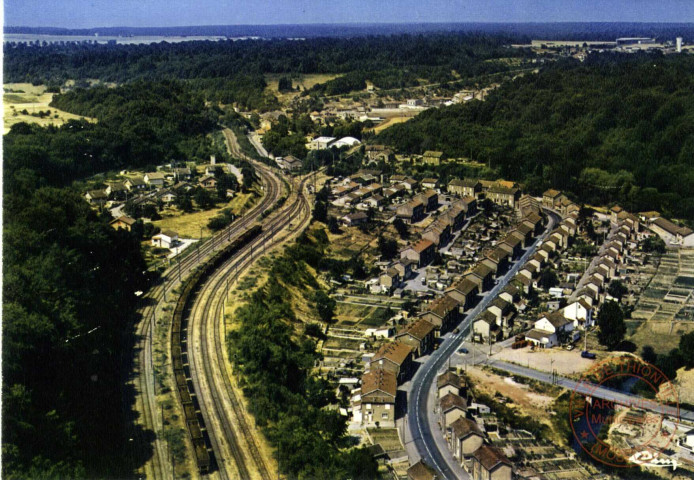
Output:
[
  {"xmin": 361, "ymin": 368, "xmax": 397, "ymax": 397},
  {"xmin": 400, "ymin": 318, "xmax": 436, "ymax": 341},
  {"xmin": 472, "ymin": 444, "xmax": 512, "ymax": 471},
  {"xmin": 371, "ymin": 341, "xmax": 413, "ymax": 367},
  {"xmin": 440, "ymin": 392, "xmax": 467, "ymax": 412}
]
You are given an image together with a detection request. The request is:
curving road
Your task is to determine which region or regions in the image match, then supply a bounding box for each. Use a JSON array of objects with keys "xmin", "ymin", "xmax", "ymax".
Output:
[{"xmin": 408, "ymin": 209, "xmax": 560, "ymax": 480}]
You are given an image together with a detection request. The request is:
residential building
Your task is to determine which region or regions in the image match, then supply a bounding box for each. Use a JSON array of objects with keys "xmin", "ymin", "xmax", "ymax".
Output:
[
  {"xmin": 473, "ymin": 310, "xmax": 500, "ymax": 341},
  {"xmin": 423, "ymin": 151, "xmax": 445, "ymax": 166},
  {"xmin": 419, "ymin": 294, "xmax": 462, "ymax": 334},
  {"xmin": 309, "ymin": 136, "xmax": 336, "ymax": 150},
  {"xmin": 446, "ymin": 278, "xmax": 479, "ymax": 310},
  {"xmin": 486, "ymin": 185, "xmax": 520, "ymax": 208},
  {"xmin": 416, "ymin": 190, "xmax": 439, "ymax": 212},
  {"xmin": 144, "ymin": 172, "xmax": 166, "ymax": 188},
  {"xmin": 341, "ymin": 212, "xmax": 368, "ymax": 227},
  {"xmin": 448, "ymin": 179, "xmax": 481, "ymax": 198},
  {"xmin": 85, "ymin": 190, "xmax": 108, "ymax": 206},
  {"xmin": 125, "ymin": 177, "xmax": 147, "ymax": 191},
  {"xmin": 370, "ymin": 341, "xmax": 414, "ymax": 383},
  {"xmin": 421, "ymin": 178, "xmax": 440, "ymax": 190},
  {"xmin": 278, "ymin": 155, "xmax": 303, "ymax": 171},
  {"xmin": 468, "ymin": 263, "xmax": 495, "ymax": 292},
  {"xmin": 105, "ymin": 182, "xmax": 127, "ymax": 200},
  {"xmin": 152, "ymin": 230, "xmax": 179, "ymax": 249},
  {"xmin": 562, "ymin": 299, "xmax": 594, "ymax": 329},
  {"xmin": 109, "ymin": 215, "xmax": 136, "ymax": 231},
  {"xmin": 650, "ymin": 217, "xmax": 694, "ymax": 246},
  {"xmin": 396, "ymin": 318, "xmax": 437, "ymax": 357},
  {"xmin": 441, "ymin": 205, "xmax": 466, "ymax": 231},
  {"xmin": 439, "ymin": 393, "xmax": 467, "ymax": 430},
  {"xmin": 542, "ymin": 189, "xmax": 562, "ymax": 209},
  {"xmin": 407, "ymin": 460, "xmax": 437, "ymax": 480},
  {"xmin": 461, "ymin": 196, "xmax": 478, "ymax": 216},
  {"xmin": 525, "ymin": 311, "xmax": 574, "ymax": 348},
  {"xmin": 470, "ymin": 445, "xmax": 513, "ymax": 480},
  {"xmin": 198, "ymin": 175, "xmax": 218, "ymax": 190},
  {"xmin": 379, "ymin": 268, "xmax": 400, "ymax": 293},
  {"xmin": 397, "ymin": 199, "xmax": 426, "ymax": 224},
  {"xmin": 437, "ymin": 371, "xmax": 464, "ymax": 399},
  {"xmin": 400, "ymin": 239, "xmax": 436, "ymax": 267},
  {"xmin": 448, "ymin": 418, "xmax": 484, "ymax": 460},
  {"xmin": 500, "ymin": 234, "xmax": 523, "ymax": 259},
  {"xmin": 359, "ymin": 368, "xmax": 397, "ymax": 427},
  {"xmin": 423, "ymin": 219, "xmax": 452, "ymax": 247}
]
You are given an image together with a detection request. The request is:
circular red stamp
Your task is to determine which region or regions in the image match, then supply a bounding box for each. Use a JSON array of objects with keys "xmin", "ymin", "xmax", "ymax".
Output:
[{"xmin": 569, "ymin": 356, "xmax": 680, "ymax": 469}]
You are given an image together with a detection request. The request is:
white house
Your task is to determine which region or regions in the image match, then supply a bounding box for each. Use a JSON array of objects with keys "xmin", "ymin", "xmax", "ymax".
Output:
[
  {"xmin": 331, "ymin": 136, "xmax": 361, "ymax": 149},
  {"xmin": 144, "ymin": 172, "xmax": 166, "ymax": 188},
  {"xmin": 151, "ymin": 230, "xmax": 179, "ymax": 249},
  {"xmin": 562, "ymin": 299, "xmax": 594, "ymax": 329},
  {"xmin": 526, "ymin": 312, "xmax": 575, "ymax": 348}
]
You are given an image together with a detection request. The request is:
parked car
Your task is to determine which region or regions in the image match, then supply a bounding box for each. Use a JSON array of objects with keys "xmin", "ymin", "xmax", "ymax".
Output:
[
  {"xmin": 458, "ymin": 347, "xmax": 469, "ymax": 354},
  {"xmin": 581, "ymin": 351, "xmax": 596, "ymax": 359}
]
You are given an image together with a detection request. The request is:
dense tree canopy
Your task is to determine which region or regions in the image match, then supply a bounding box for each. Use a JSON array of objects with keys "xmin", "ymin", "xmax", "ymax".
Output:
[{"xmin": 377, "ymin": 53, "xmax": 694, "ymax": 222}]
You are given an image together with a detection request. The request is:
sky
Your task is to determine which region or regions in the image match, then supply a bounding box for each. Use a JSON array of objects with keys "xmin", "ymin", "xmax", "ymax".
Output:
[{"xmin": 4, "ymin": 0, "xmax": 694, "ymax": 28}]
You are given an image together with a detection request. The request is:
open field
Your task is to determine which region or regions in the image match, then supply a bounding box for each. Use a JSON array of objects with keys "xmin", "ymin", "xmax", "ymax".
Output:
[
  {"xmin": 153, "ymin": 191, "xmax": 258, "ymax": 239},
  {"xmin": 493, "ymin": 347, "xmax": 598, "ymax": 377},
  {"xmin": 265, "ymin": 73, "xmax": 341, "ymax": 103},
  {"xmin": 3, "ymin": 83, "xmax": 96, "ymax": 133},
  {"xmin": 371, "ymin": 115, "xmax": 413, "ymax": 133}
]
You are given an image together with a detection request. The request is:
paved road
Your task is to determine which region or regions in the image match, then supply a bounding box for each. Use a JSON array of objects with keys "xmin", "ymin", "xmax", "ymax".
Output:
[{"xmin": 408, "ymin": 209, "xmax": 560, "ymax": 479}]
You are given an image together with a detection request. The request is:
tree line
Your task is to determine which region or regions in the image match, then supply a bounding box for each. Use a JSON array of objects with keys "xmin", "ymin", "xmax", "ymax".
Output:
[{"xmin": 377, "ymin": 53, "xmax": 694, "ymax": 223}]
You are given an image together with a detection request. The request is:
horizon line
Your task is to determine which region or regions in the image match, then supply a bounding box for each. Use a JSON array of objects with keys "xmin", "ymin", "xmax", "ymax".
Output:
[{"xmin": 6, "ymin": 20, "xmax": 694, "ymax": 30}]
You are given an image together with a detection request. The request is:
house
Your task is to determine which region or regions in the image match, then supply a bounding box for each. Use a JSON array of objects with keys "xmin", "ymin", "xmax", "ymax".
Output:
[
  {"xmin": 523, "ymin": 212, "xmax": 544, "ymax": 236},
  {"xmin": 542, "ymin": 189, "xmax": 562, "ymax": 209},
  {"xmin": 421, "ymin": 178, "xmax": 440, "ymax": 190},
  {"xmin": 172, "ymin": 167, "xmax": 192, "ymax": 180},
  {"xmin": 85, "ymin": 190, "xmax": 108, "ymax": 206},
  {"xmin": 198, "ymin": 175, "xmax": 218, "ymax": 191},
  {"xmin": 470, "ymin": 445, "xmax": 513, "ymax": 480},
  {"xmin": 499, "ymin": 234, "xmax": 523, "ymax": 259},
  {"xmin": 125, "ymin": 177, "xmax": 147, "ymax": 191},
  {"xmin": 105, "ymin": 182, "xmax": 127, "ymax": 200},
  {"xmin": 419, "ymin": 294, "xmax": 462, "ymax": 334},
  {"xmin": 439, "ymin": 393, "xmax": 467, "ymax": 430},
  {"xmin": 416, "ymin": 190, "xmax": 439, "ymax": 212},
  {"xmin": 379, "ymin": 268, "xmax": 400, "ymax": 293},
  {"xmin": 370, "ymin": 341, "xmax": 414, "ymax": 383},
  {"xmin": 342, "ymin": 212, "xmax": 369, "ymax": 227},
  {"xmin": 499, "ymin": 284, "xmax": 520, "ymax": 305},
  {"xmin": 401, "ymin": 177, "xmax": 419, "ymax": 191},
  {"xmin": 396, "ymin": 318, "xmax": 437, "ymax": 357},
  {"xmin": 512, "ymin": 273, "xmax": 533, "ymax": 295},
  {"xmin": 393, "ymin": 260, "xmax": 414, "ymax": 281},
  {"xmin": 469, "ymin": 263, "xmax": 495, "ymax": 292},
  {"xmin": 526, "ymin": 311, "xmax": 574, "ymax": 348},
  {"xmin": 407, "ymin": 460, "xmax": 437, "ymax": 480},
  {"xmin": 562, "ymin": 299, "xmax": 594, "ymax": 329},
  {"xmin": 309, "ymin": 136, "xmax": 336, "ymax": 150},
  {"xmin": 610, "ymin": 205, "xmax": 624, "ymax": 225},
  {"xmin": 423, "ymin": 151, "xmax": 445, "ymax": 166},
  {"xmin": 459, "ymin": 196, "xmax": 478, "ymax": 216},
  {"xmin": 365, "ymin": 145, "xmax": 392, "ymax": 162},
  {"xmin": 650, "ymin": 217, "xmax": 694, "ymax": 246},
  {"xmin": 518, "ymin": 194, "xmax": 541, "ymax": 217},
  {"xmin": 446, "ymin": 278, "xmax": 479, "ymax": 310},
  {"xmin": 448, "ymin": 179, "xmax": 481, "ymax": 198},
  {"xmin": 483, "ymin": 247, "xmax": 511, "ymax": 276},
  {"xmin": 332, "ymin": 136, "xmax": 361, "ymax": 149},
  {"xmin": 144, "ymin": 172, "xmax": 166, "ymax": 188},
  {"xmin": 448, "ymin": 418, "xmax": 484, "ymax": 460},
  {"xmin": 486, "ymin": 185, "xmax": 520, "ymax": 208},
  {"xmin": 364, "ymin": 194, "xmax": 385, "ymax": 208},
  {"xmin": 508, "ymin": 229, "xmax": 528, "ymax": 249},
  {"xmin": 155, "ymin": 189, "xmax": 177, "ymax": 204},
  {"xmin": 442, "ymin": 205, "xmax": 466, "ymax": 231},
  {"xmin": 278, "ymin": 155, "xmax": 303, "ymax": 171},
  {"xmin": 487, "ymin": 297, "xmax": 513, "ymax": 327},
  {"xmin": 109, "ymin": 215, "xmax": 136, "ymax": 231},
  {"xmin": 400, "ymin": 239, "xmax": 436, "ymax": 268},
  {"xmin": 397, "ymin": 199, "xmax": 426, "ymax": 224},
  {"xmin": 437, "ymin": 371, "xmax": 464, "ymax": 398},
  {"xmin": 423, "ymin": 219, "xmax": 452, "ymax": 247},
  {"xmin": 515, "ymin": 223, "xmax": 534, "ymax": 244},
  {"xmin": 359, "ymin": 368, "xmax": 397, "ymax": 427},
  {"xmin": 151, "ymin": 230, "xmax": 179, "ymax": 249},
  {"xmin": 473, "ymin": 310, "xmax": 500, "ymax": 341}
]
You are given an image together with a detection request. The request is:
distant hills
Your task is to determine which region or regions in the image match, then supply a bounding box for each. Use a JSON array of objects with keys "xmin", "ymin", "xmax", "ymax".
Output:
[{"xmin": 5, "ymin": 22, "xmax": 694, "ymax": 41}]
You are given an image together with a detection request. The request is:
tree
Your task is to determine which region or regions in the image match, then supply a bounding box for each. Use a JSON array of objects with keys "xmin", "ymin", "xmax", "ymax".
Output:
[
  {"xmin": 194, "ymin": 188, "xmax": 216, "ymax": 209},
  {"xmin": 607, "ymin": 280, "xmax": 628, "ymax": 301},
  {"xmin": 378, "ymin": 236, "xmax": 398, "ymax": 260},
  {"xmin": 393, "ymin": 218, "xmax": 409, "ymax": 239},
  {"xmin": 538, "ymin": 268, "xmax": 559, "ymax": 290},
  {"xmin": 278, "ymin": 76, "xmax": 293, "ymax": 92},
  {"xmin": 640, "ymin": 345, "xmax": 657, "ymax": 365},
  {"xmin": 175, "ymin": 193, "xmax": 193, "ymax": 212},
  {"xmin": 597, "ymin": 301, "xmax": 626, "ymax": 350},
  {"xmin": 313, "ymin": 199, "xmax": 328, "ymax": 223},
  {"xmin": 327, "ymin": 216, "xmax": 340, "ymax": 234},
  {"xmin": 642, "ymin": 235, "xmax": 666, "ymax": 254},
  {"xmin": 313, "ymin": 290, "xmax": 336, "ymax": 324},
  {"xmin": 679, "ymin": 331, "xmax": 694, "ymax": 368}
]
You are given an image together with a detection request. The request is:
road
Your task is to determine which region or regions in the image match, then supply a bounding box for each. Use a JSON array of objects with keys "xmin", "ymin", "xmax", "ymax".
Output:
[{"xmin": 408, "ymin": 209, "xmax": 560, "ymax": 480}]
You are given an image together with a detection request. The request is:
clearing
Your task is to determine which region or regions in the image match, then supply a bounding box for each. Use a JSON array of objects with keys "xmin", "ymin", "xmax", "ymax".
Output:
[
  {"xmin": 265, "ymin": 73, "xmax": 341, "ymax": 104},
  {"xmin": 3, "ymin": 83, "xmax": 96, "ymax": 133},
  {"xmin": 493, "ymin": 346, "xmax": 600, "ymax": 377}
]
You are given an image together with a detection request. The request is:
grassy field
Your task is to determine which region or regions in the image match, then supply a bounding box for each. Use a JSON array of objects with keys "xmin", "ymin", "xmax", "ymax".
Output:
[
  {"xmin": 153, "ymin": 191, "xmax": 258, "ymax": 239},
  {"xmin": 372, "ymin": 116, "xmax": 413, "ymax": 133},
  {"xmin": 3, "ymin": 83, "xmax": 96, "ymax": 133},
  {"xmin": 265, "ymin": 73, "xmax": 341, "ymax": 104}
]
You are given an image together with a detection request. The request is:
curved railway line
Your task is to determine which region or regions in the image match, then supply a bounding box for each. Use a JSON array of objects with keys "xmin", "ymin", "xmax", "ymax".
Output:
[
  {"xmin": 130, "ymin": 130, "xmax": 283, "ymax": 479},
  {"xmin": 186, "ymin": 177, "xmax": 312, "ymax": 478}
]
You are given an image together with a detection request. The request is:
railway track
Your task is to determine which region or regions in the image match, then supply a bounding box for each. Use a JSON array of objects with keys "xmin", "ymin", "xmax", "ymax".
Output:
[
  {"xmin": 187, "ymin": 175, "xmax": 312, "ymax": 479},
  {"xmin": 129, "ymin": 135, "xmax": 283, "ymax": 479}
]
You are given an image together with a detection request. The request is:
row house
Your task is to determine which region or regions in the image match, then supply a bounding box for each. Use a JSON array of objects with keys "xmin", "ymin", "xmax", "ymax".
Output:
[
  {"xmin": 448, "ymin": 418, "xmax": 485, "ymax": 461},
  {"xmin": 423, "ymin": 219, "xmax": 452, "ymax": 247},
  {"xmin": 469, "ymin": 445, "xmax": 513, "ymax": 480},
  {"xmin": 460, "ymin": 196, "xmax": 478, "ymax": 216},
  {"xmin": 358, "ymin": 368, "xmax": 397, "ymax": 427},
  {"xmin": 441, "ymin": 204, "xmax": 466, "ymax": 231},
  {"xmin": 499, "ymin": 234, "xmax": 523, "ymax": 259},
  {"xmin": 486, "ymin": 185, "xmax": 520, "ymax": 208},
  {"xmin": 482, "ymin": 246, "xmax": 512, "ymax": 276},
  {"xmin": 473, "ymin": 310, "xmax": 501, "ymax": 342},
  {"xmin": 446, "ymin": 278, "xmax": 479, "ymax": 311},
  {"xmin": 468, "ymin": 263, "xmax": 495, "ymax": 292},
  {"xmin": 421, "ymin": 177, "xmax": 440, "ymax": 190},
  {"xmin": 419, "ymin": 294, "xmax": 462, "ymax": 334},
  {"xmin": 397, "ymin": 199, "xmax": 426, "ymax": 224},
  {"xmin": 370, "ymin": 341, "xmax": 414, "ymax": 384},
  {"xmin": 448, "ymin": 178, "xmax": 482, "ymax": 198},
  {"xmin": 542, "ymin": 189, "xmax": 562, "ymax": 209},
  {"xmin": 401, "ymin": 239, "xmax": 436, "ymax": 268},
  {"xmin": 523, "ymin": 211, "xmax": 545, "ymax": 236},
  {"xmin": 395, "ymin": 318, "xmax": 437, "ymax": 357},
  {"xmin": 416, "ymin": 189, "xmax": 439, "ymax": 212},
  {"xmin": 439, "ymin": 393, "xmax": 468, "ymax": 430},
  {"xmin": 437, "ymin": 371, "xmax": 465, "ymax": 399}
]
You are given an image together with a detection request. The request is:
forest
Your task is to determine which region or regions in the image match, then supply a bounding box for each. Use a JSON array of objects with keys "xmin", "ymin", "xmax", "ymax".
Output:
[{"xmin": 377, "ymin": 53, "xmax": 694, "ymax": 223}]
